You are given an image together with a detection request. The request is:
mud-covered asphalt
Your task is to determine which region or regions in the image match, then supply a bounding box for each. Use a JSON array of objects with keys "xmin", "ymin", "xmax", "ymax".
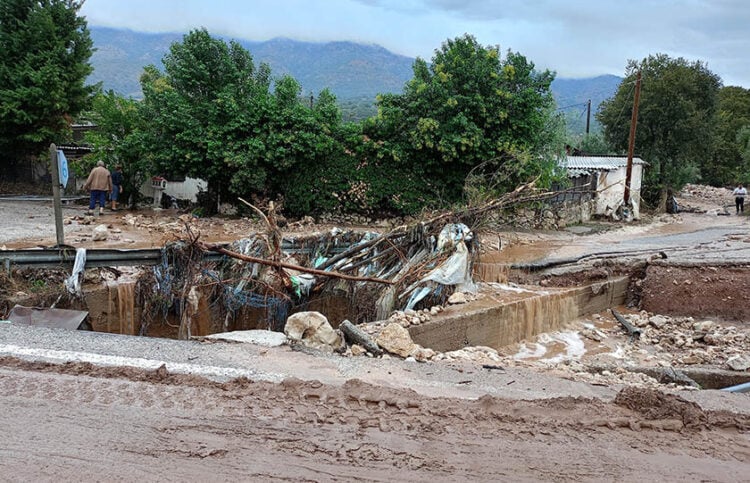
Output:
[
  {"xmin": 1, "ymin": 324, "xmax": 750, "ymax": 481},
  {"xmin": 1, "ymin": 357, "xmax": 749, "ymax": 482}
]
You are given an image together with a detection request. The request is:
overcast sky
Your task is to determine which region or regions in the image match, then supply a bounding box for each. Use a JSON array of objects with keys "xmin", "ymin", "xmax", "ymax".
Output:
[{"xmin": 81, "ymin": 0, "xmax": 750, "ymax": 87}]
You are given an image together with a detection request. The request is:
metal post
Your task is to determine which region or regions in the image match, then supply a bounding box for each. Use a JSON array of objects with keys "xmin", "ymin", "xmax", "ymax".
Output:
[
  {"xmin": 624, "ymin": 71, "xmax": 642, "ymax": 205},
  {"xmin": 49, "ymin": 143, "xmax": 65, "ymax": 247}
]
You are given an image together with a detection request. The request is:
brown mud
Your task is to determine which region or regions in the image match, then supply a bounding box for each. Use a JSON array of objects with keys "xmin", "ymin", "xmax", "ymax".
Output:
[{"xmin": 1, "ymin": 356, "xmax": 749, "ymax": 481}]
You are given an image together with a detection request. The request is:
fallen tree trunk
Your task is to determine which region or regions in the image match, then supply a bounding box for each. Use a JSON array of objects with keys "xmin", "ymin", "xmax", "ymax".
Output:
[
  {"xmin": 199, "ymin": 242, "xmax": 394, "ymax": 285},
  {"xmin": 339, "ymin": 320, "xmax": 383, "ymax": 356}
]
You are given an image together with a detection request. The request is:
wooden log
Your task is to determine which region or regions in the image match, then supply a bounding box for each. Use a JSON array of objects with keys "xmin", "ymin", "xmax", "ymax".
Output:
[{"xmin": 339, "ymin": 319, "xmax": 382, "ymax": 356}]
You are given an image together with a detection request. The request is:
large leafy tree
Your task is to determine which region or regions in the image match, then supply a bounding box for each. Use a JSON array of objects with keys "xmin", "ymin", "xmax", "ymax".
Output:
[
  {"xmin": 367, "ymin": 34, "xmax": 561, "ymax": 203},
  {"xmin": 140, "ymin": 29, "xmax": 347, "ymax": 214},
  {"xmin": 598, "ymin": 54, "xmax": 722, "ymax": 206},
  {"xmin": 139, "ymin": 29, "xmax": 272, "ymax": 210},
  {"xmin": 703, "ymin": 86, "xmax": 750, "ymax": 186},
  {"xmin": 0, "ymin": 0, "xmax": 94, "ymax": 164}
]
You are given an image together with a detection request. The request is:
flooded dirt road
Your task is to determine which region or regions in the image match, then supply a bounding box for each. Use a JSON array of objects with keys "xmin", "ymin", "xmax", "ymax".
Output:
[{"xmin": 1, "ymin": 361, "xmax": 749, "ymax": 482}]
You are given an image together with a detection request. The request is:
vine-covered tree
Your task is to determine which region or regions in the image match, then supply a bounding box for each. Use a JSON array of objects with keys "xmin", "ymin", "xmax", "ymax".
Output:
[
  {"xmin": 367, "ymin": 34, "xmax": 562, "ymax": 203},
  {"xmin": 0, "ymin": 0, "xmax": 94, "ymax": 166},
  {"xmin": 598, "ymin": 54, "xmax": 722, "ymax": 206}
]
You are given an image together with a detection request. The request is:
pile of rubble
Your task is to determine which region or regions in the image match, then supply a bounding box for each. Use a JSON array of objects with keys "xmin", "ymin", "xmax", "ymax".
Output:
[
  {"xmin": 622, "ymin": 311, "xmax": 750, "ymax": 371},
  {"xmin": 679, "ymin": 183, "xmax": 733, "ymax": 208}
]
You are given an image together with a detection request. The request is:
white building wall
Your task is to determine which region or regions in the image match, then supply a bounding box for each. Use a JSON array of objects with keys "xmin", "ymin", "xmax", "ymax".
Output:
[
  {"xmin": 139, "ymin": 177, "xmax": 207, "ymax": 203},
  {"xmin": 595, "ymin": 165, "xmax": 643, "ymax": 219}
]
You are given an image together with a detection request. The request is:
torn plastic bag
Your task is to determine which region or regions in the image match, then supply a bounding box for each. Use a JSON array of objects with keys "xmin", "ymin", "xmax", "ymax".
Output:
[{"xmin": 64, "ymin": 248, "xmax": 87, "ymax": 296}]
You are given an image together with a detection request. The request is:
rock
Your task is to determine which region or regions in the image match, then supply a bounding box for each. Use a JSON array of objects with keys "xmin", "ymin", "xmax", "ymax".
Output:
[
  {"xmin": 447, "ymin": 292, "xmax": 468, "ymax": 305},
  {"xmin": 693, "ymin": 321, "xmax": 715, "ymax": 332},
  {"xmin": 351, "ymin": 344, "xmax": 367, "ymax": 356},
  {"xmin": 375, "ymin": 323, "xmax": 417, "ymax": 358},
  {"xmin": 726, "ymin": 355, "xmax": 750, "ymax": 371},
  {"xmin": 430, "ymin": 306, "xmax": 441, "ymax": 316},
  {"xmin": 649, "ymin": 315, "xmax": 668, "ymax": 329},
  {"xmin": 680, "ymin": 355, "xmax": 702, "ymax": 365},
  {"xmin": 411, "ymin": 346, "xmax": 436, "ymax": 362},
  {"xmin": 81, "ymin": 215, "xmax": 94, "ymax": 225},
  {"xmin": 581, "ymin": 328, "xmax": 606, "ymax": 342},
  {"xmin": 92, "ymin": 224, "xmax": 109, "ymax": 241},
  {"xmin": 284, "ymin": 311, "xmax": 344, "ymax": 353}
]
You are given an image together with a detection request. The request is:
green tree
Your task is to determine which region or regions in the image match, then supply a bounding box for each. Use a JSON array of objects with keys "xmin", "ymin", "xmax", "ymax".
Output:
[
  {"xmin": 139, "ymin": 29, "xmax": 271, "ymax": 211},
  {"xmin": 0, "ymin": 0, "xmax": 94, "ymax": 165},
  {"xmin": 79, "ymin": 90, "xmax": 146, "ymax": 206},
  {"xmin": 598, "ymin": 54, "xmax": 722, "ymax": 206},
  {"xmin": 703, "ymin": 86, "xmax": 750, "ymax": 186},
  {"xmin": 367, "ymin": 34, "xmax": 561, "ymax": 203}
]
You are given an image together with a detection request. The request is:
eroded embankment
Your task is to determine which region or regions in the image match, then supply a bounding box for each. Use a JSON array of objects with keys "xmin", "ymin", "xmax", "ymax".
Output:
[{"xmin": 641, "ymin": 262, "xmax": 750, "ymax": 321}]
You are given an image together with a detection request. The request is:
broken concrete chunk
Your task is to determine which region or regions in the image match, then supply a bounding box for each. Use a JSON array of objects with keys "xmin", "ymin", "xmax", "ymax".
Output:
[
  {"xmin": 204, "ymin": 330, "xmax": 287, "ymax": 347},
  {"xmin": 447, "ymin": 292, "xmax": 468, "ymax": 305},
  {"xmin": 375, "ymin": 322, "xmax": 417, "ymax": 358},
  {"xmin": 284, "ymin": 311, "xmax": 344, "ymax": 353}
]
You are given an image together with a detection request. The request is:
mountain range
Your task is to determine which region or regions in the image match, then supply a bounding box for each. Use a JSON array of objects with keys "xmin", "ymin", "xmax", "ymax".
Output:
[{"xmin": 87, "ymin": 27, "xmax": 622, "ymax": 130}]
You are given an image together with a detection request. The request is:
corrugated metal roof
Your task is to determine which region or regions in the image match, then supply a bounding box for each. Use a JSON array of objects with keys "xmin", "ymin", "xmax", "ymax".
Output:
[{"xmin": 565, "ymin": 155, "xmax": 646, "ymax": 170}]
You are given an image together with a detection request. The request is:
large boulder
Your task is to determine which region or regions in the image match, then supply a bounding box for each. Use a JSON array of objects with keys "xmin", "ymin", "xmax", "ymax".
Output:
[
  {"xmin": 376, "ymin": 323, "xmax": 417, "ymax": 358},
  {"xmin": 284, "ymin": 311, "xmax": 344, "ymax": 353}
]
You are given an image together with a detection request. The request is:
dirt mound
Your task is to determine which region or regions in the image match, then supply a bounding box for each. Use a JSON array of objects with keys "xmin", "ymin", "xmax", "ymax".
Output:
[{"xmin": 614, "ymin": 386, "xmax": 708, "ymax": 428}]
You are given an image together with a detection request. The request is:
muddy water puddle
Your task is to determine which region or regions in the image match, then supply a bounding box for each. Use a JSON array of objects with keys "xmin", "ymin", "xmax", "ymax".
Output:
[{"xmin": 509, "ymin": 311, "xmax": 636, "ymax": 365}]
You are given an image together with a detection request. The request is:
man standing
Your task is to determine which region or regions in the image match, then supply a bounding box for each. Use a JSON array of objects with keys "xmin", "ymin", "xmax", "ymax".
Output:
[
  {"xmin": 83, "ymin": 161, "xmax": 112, "ymax": 215},
  {"xmin": 110, "ymin": 164, "xmax": 124, "ymax": 211},
  {"xmin": 733, "ymin": 184, "xmax": 747, "ymax": 214}
]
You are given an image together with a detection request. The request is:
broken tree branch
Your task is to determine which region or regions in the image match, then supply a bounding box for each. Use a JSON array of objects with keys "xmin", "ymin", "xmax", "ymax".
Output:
[{"xmin": 199, "ymin": 242, "xmax": 394, "ymax": 285}]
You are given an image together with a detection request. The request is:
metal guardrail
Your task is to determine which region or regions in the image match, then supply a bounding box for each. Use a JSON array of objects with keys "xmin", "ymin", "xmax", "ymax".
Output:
[
  {"xmin": 0, "ymin": 242, "xmax": 349, "ymax": 270},
  {"xmin": 0, "ymin": 248, "xmax": 215, "ymax": 269}
]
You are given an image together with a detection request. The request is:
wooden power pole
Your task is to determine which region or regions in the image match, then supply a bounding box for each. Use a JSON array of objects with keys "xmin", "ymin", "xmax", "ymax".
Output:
[
  {"xmin": 624, "ymin": 71, "xmax": 642, "ymax": 205},
  {"xmin": 585, "ymin": 99, "xmax": 591, "ymax": 134}
]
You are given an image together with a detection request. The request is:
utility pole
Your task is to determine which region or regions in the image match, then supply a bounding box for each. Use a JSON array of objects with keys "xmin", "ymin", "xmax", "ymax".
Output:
[
  {"xmin": 309, "ymin": 93, "xmax": 314, "ymax": 109},
  {"xmin": 585, "ymin": 99, "xmax": 591, "ymax": 134},
  {"xmin": 624, "ymin": 71, "xmax": 642, "ymax": 205},
  {"xmin": 49, "ymin": 143, "xmax": 65, "ymax": 247}
]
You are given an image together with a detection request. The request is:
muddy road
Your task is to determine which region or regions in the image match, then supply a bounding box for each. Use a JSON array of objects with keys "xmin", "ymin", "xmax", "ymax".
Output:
[{"xmin": 1, "ymin": 360, "xmax": 749, "ymax": 482}]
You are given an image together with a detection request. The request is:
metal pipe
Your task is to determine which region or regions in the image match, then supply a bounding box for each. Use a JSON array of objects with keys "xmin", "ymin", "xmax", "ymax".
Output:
[
  {"xmin": 611, "ymin": 308, "xmax": 641, "ymax": 340},
  {"xmin": 721, "ymin": 381, "xmax": 750, "ymax": 393}
]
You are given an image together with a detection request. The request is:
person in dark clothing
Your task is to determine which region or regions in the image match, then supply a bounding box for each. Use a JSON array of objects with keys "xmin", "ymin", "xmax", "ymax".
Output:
[{"xmin": 110, "ymin": 165, "xmax": 124, "ymax": 211}]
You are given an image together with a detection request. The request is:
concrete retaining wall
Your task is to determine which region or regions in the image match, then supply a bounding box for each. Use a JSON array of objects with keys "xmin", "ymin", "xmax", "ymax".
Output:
[{"xmin": 409, "ymin": 276, "xmax": 630, "ymax": 352}]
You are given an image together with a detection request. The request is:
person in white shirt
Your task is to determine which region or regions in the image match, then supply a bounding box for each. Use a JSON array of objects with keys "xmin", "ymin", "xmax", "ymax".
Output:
[{"xmin": 733, "ymin": 184, "xmax": 747, "ymax": 214}]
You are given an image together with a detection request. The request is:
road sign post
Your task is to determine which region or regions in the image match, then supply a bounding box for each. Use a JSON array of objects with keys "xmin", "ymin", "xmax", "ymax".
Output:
[{"xmin": 49, "ymin": 143, "xmax": 65, "ymax": 247}]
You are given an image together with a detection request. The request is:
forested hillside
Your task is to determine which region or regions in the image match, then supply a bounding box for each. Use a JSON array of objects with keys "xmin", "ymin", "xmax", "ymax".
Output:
[{"xmin": 88, "ymin": 27, "xmax": 620, "ymax": 128}]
